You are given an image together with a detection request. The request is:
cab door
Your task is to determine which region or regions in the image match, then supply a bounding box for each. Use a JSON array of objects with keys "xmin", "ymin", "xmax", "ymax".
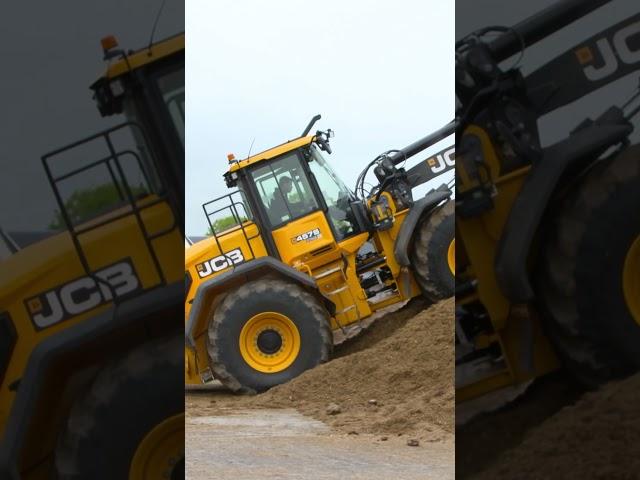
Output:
[{"xmin": 248, "ymin": 150, "xmax": 340, "ymax": 268}]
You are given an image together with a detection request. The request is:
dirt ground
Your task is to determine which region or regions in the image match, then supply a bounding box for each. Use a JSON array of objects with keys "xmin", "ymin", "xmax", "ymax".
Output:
[
  {"xmin": 186, "ymin": 298, "xmax": 455, "ymax": 479},
  {"xmin": 186, "ymin": 398, "xmax": 453, "ymax": 480},
  {"xmin": 249, "ymin": 297, "xmax": 454, "ymax": 442},
  {"xmin": 457, "ymin": 372, "xmax": 640, "ymax": 480}
]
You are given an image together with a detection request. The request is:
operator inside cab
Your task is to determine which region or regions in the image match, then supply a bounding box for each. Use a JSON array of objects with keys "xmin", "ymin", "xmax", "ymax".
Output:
[
  {"xmin": 269, "ymin": 175, "xmax": 294, "ymax": 224},
  {"xmin": 250, "ymin": 153, "xmax": 319, "ymax": 226}
]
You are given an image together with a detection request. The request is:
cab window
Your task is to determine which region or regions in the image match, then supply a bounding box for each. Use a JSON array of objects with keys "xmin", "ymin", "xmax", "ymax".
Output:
[
  {"xmin": 250, "ymin": 152, "xmax": 318, "ymax": 227},
  {"xmin": 307, "ymin": 145, "xmax": 359, "ymax": 241}
]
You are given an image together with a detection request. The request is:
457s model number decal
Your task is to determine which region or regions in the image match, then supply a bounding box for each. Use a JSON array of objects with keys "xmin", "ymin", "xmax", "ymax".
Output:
[{"xmin": 292, "ymin": 228, "xmax": 322, "ymax": 243}]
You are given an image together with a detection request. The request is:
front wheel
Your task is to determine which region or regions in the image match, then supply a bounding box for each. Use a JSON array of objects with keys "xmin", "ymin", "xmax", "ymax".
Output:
[
  {"xmin": 207, "ymin": 278, "xmax": 333, "ymax": 393},
  {"xmin": 410, "ymin": 200, "xmax": 455, "ymax": 301}
]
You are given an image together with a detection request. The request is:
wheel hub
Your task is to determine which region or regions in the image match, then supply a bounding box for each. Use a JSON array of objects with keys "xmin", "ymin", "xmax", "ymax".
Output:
[
  {"xmin": 257, "ymin": 329, "xmax": 283, "ymax": 354},
  {"xmin": 239, "ymin": 312, "xmax": 301, "ymax": 373}
]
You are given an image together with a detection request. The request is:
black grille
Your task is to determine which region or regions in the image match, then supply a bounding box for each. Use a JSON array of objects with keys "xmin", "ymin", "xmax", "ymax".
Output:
[{"xmin": 0, "ymin": 312, "xmax": 17, "ymax": 386}]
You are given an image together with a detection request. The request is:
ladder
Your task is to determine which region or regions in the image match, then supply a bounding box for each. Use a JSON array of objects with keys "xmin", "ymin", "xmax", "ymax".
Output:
[{"xmin": 314, "ymin": 263, "xmax": 362, "ymax": 333}]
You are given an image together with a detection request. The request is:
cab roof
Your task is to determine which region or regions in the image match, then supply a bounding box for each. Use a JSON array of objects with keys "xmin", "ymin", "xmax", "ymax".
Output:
[
  {"xmin": 228, "ymin": 135, "xmax": 314, "ymax": 173},
  {"xmin": 102, "ymin": 33, "xmax": 184, "ymax": 81}
]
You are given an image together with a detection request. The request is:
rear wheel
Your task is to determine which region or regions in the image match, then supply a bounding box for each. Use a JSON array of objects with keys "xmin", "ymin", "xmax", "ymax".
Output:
[
  {"xmin": 538, "ymin": 146, "xmax": 640, "ymax": 386},
  {"xmin": 411, "ymin": 200, "xmax": 455, "ymax": 301},
  {"xmin": 56, "ymin": 334, "xmax": 184, "ymax": 480},
  {"xmin": 207, "ymin": 278, "xmax": 332, "ymax": 393}
]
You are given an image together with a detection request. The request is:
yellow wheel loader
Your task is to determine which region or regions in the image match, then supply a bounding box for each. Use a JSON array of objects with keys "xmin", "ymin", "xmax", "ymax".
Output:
[
  {"xmin": 455, "ymin": 0, "xmax": 640, "ymax": 402},
  {"xmin": 185, "ymin": 115, "xmax": 455, "ymax": 393},
  {"xmin": 0, "ymin": 34, "xmax": 184, "ymax": 479}
]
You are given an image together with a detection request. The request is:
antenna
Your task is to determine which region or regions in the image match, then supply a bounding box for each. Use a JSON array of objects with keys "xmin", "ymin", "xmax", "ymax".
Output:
[
  {"xmin": 148, "ymin": 0, "xmax": 168, "ymax": 52},
  {"xmin": 247, "ymin": 138, "xmax": 256, "ymax": 158}
]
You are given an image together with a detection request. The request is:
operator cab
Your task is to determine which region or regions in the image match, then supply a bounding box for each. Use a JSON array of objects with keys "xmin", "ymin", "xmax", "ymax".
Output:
[
  {"xmin": 245, "ymin": 144, "xmax": 358, "ymax": 241},
  {"xmin": 221, "ymin": 126, "xmax": 363, "ymax": 261}
]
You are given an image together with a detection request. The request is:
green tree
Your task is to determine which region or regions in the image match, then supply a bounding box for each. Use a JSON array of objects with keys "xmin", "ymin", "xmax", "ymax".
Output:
[
  {"xmin": 49, "ymin": 183, "xmax": 147, "ymax": 230},
  {"xmin": 206, "ymin": 215, "xmax": 247, "ymax": 236}
]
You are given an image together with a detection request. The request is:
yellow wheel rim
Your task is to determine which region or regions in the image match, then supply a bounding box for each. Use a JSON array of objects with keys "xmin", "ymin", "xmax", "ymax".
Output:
[
  {"xmin": 239, "ymin": 312, "xmax": 301, "ymax": 373},
  {"xmin": 623, "ymin": 235, "xmax": 640, "ymax": 325},
  {"xmin": 447, "ymin": 238, "xmax": 455, "ymax": 275},
  {"xmin": 129, "ymin": 413, "xmax": 184, "ymax": 480}
]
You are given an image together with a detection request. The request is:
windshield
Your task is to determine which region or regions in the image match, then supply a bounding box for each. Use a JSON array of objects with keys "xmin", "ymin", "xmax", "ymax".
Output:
[
  {"xmin": 308, "ymin": 145, "xmax": 359, "ymax": 241},
  {"xmin": 251, "ymin": 152, "xmax": 319, "ymax": 227},
  {"xmin": 156, "ymin": 66, "xmax": 185, "ymax": 148}
]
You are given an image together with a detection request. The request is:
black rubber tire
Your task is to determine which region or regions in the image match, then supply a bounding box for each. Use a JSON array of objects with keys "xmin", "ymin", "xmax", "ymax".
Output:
[
  {"xmin": 55, "ymin": 334, "xmax": 184, "ymax": 480},
  {"xmin": 410, "ymin": 200, "xmax": 455, "ymax": 301},
  {"xmin": 207, "ymin": 278, "xmax": 333, "ymax": 394},
  {"xmin": 537, "ymin": 145, "xmax": 640, "ymax": 387}
]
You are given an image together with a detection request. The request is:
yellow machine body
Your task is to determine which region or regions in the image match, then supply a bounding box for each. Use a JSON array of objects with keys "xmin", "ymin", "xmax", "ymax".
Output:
[{"xmin": 184, "ymin": 136, "xmax": 428, "ymax": 385}]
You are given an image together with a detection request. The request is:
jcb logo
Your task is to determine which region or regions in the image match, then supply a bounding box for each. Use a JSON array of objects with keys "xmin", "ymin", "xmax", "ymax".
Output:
[
  {"xmin": 426, "ymin": 147, "xmax": 455, "ymax": 174},
  {"xmin": 26, "ymin": 259, "xmax": 140, "ymax": 330},
  {"xmin": 577, "ymin": 20, "xmax": 640, "ymax": 82},
  {"xmin": 196, "ymin": 248, "xmax": 244, "ymax": 278}
]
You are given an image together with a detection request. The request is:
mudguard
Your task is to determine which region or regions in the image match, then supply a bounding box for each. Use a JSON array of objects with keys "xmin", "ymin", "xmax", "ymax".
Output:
[
  {"xmin": 0, "ymin": 281, "xmax": 183, "ymax": 479},
  {"xmin": 394, "ymin": 186, "xmax": 452, "ymax": 267},
  {"xmin": 185, "ymin": 257, "xmax": 332, "ymax": 349},
  {"xmin": 495, "ymin": 123, "xmax": 632, "ymax": 302}
]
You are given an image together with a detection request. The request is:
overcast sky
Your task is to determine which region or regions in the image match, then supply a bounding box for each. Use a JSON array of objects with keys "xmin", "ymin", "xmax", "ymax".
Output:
[{"xmin": 186, "ymin": 0, "xmax": 454, "ymax": 236}]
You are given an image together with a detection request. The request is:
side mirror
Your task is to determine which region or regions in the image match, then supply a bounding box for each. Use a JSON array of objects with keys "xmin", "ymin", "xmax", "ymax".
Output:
[
  {"xmin": 314, "ymin": 129, "xmax": 333, "ymax": 154},
  {"xmin": 316, "ymin": 137, "xmax": 332, "ymax": 154}
]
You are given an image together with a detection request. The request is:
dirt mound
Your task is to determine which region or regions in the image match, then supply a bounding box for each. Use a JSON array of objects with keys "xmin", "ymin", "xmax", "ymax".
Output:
[
  {"xmin": 334, "ymin": 297, "xmax": 431, "ymax": 356},
  {"xmin": 248, "ymin": 298, "xmax": 454, "ymax": 442},
  {"xmin": 473, "ymin": 373, "xmax": 640, "ymax": 480}
]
